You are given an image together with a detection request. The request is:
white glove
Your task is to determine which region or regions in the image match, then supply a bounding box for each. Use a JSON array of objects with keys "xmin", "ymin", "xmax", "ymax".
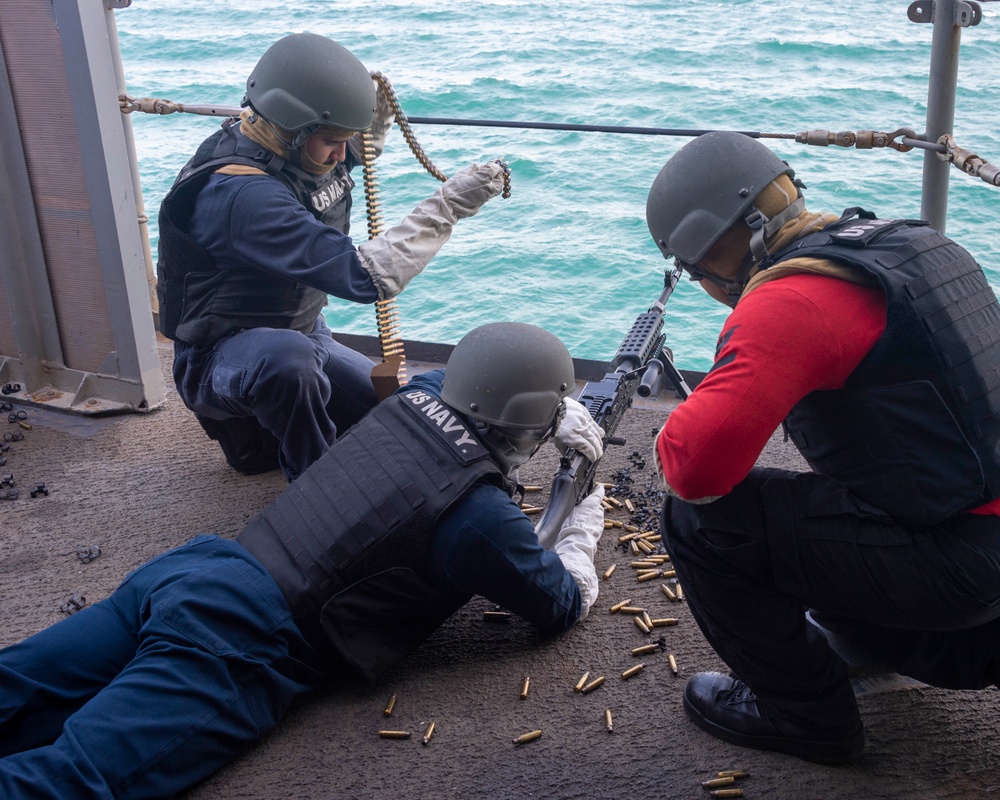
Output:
[
  {"xmin": 552, "ymin": 484, "xmax": 605, "ymax": 622},
  {"xmin": 356, "ymin": 161, "xmax": 505, "ymax": 299},
  {"xmin": 554, "ymin": 397, "xmax": 604, "ymax": 462},
  {"xmin": 348, "ymin": 81, "xmax": 396, "ymax": 161}
]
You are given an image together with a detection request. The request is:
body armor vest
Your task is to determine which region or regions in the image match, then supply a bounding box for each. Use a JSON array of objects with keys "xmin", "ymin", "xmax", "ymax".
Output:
[
  {"xmin": 771, "ymin": 209, "xmax": 1000, "ymax": 525},
  {"xmin": 156, "ymin": 120, "xmax": 356, "ymax": 344},
  {"xmin": 238, "ymin": 386, "xmax": 507, "ymax": 681}
]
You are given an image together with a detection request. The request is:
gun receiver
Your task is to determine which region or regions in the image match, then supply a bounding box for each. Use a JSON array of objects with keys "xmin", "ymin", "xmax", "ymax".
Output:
[{"xmin": 534, "ymin": 264, "xmax": 692, "ymax": 542}]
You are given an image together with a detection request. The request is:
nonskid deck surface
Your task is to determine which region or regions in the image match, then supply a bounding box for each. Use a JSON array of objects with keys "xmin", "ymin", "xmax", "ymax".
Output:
[{"xmin": 3, "ymin": 338, "xmax": 998, "ymax": 799}]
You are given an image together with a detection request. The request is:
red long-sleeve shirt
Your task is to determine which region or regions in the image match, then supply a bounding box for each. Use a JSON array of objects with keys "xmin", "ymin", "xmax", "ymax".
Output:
[{"xmin": 656, "ymin": 272, "xmax": 1000, "ymax": 516}]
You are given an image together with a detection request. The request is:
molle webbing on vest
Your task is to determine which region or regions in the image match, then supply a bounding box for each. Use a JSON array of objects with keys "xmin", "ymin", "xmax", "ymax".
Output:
[
  {"xmin": 156, "ymin": 123, "xmax": 351, "ymax": 344},
  {"xmin": 776, "ymin": 211, "xmax": 1000, "ymax": 523},
  {"xmin": 237, "ymin": 390, "xmax": 499, "ymax": 632}
]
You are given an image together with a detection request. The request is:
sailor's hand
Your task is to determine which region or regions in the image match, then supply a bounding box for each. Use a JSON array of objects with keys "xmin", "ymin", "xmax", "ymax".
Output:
[
  {"xmin": 552, "ymin": 484, "xmax": 605, "ymax": 621},
  {"xmin": 441, "ymin": 160, "xmax": 505, "ymax": 220},
  {"xmin": 554, "ymin": 397, "xmax": 604, "ymax": 462}
]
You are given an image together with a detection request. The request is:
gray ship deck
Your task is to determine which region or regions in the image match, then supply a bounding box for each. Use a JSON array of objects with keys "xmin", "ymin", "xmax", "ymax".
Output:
[{"xmin": 4, "ymin": 336, "xmax": 999, "ymax": 799}]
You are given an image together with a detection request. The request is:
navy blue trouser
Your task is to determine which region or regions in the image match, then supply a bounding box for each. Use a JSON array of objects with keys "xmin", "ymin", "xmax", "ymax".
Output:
[
  {"xmin": 0, "ymin": 536, "xmax": 329, "ymax": 799},
  {"xmin": 662, "ymin": 467, "xmax": 1000, "ymax": 726},
  {"xmin": 174, "ymin": 316, "xmax": 379, "ymax": 481}
]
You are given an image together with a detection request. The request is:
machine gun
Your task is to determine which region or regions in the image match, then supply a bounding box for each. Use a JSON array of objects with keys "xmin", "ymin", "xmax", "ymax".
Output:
[{"xmin": 534, "ymin": 263, "xmax": 692, "ymax": 542}]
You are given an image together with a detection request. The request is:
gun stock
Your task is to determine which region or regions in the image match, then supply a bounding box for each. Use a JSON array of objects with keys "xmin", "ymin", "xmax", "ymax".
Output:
[{"xmin": 534, "ymin": 265, "xmax": 691, "ymax": 542}]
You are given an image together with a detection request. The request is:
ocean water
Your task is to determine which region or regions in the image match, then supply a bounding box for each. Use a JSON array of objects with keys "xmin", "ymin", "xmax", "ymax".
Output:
[{"xmin": 114, "ymin": 0, "xmax": 1000, "ymax": 372}]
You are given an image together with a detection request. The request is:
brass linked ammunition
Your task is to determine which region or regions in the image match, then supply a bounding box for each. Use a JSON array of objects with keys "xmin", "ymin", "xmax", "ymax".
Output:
[
  {"xmin": 379, "ymin": 730, "xmax": 411, "ymax": 739},
  {"xmin": 580, "ymin": 676, "xmax": 606, "ymax": 694},
  {"xmin": 513, "ymin": 729, "xmax": 543, "ymax": 745},
  {"xmin": 384, "ymin": 694, "xmax": 397, "ymax": 716},
  {"xmin": 574, "ymin": 671, "xmax": 591, "ymax": 692},
  {"xmin": 702, "ymin": 776, "xmax": 736, "ymax": 788},
  {"xmin": 621, "ymin": 663, "xmax": 645, "ymax": 680},
  {"xmin": 604, "ymin": 708, "xmax": 613, "ymax": 733},
  {"xmin": 421, "ymin": 721, "xmax": 435, "ymax": 745},
  {"xmin": 520, "ymin": 676, "xmax": 531, "ymax": 699}
]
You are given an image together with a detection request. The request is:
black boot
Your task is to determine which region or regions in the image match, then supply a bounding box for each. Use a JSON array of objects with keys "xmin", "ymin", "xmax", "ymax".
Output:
[{"xmin": 683, "ymin": 672, "xmax": 864, "ymax": 765}]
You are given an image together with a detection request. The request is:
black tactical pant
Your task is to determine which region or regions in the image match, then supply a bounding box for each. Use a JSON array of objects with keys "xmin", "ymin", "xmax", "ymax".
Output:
[{"xmin": 662, "ymin": 467, "xmax": 1000, "ymax": 724}]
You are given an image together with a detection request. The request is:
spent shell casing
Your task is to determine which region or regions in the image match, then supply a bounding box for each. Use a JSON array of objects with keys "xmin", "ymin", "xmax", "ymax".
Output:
[
  {"xmin": 580, "ymin": 676, "xmax": 606, "ymax": 694},
  {"xmin": 624, "ymin": 499, "xmax": 635, "ymax": 512},
  {"xmin": 631, "ymin": 560, "xmax": 658, "ymax": 569},
  {"xmin": 17, "ymin": 421, "xmax": 31, "ymax": 431},
  {"xmin": 574, "ymin": 671, "xmax": 591, "ymax": 692},
  {"xmin": 483, "ymin": 610, "xmax": 512, "ymax": 622},
  {"xmin": 634, "ymin": 617, "xmax": 651, "ymax": 634},
  {"xmin": 668, "ymin": 653, "xmax": 679, "ymax": 675},
  {"xmin": 641, "ymin": 611, "xmax": 654, "ymax": 629},
  {"xmin": 383, "ymin": 694, "xmax": 397, "ymax": 716},
  {"xmin": 379, "ymin": 730, "xmax": 411, "ymax": 739},
  {"xmin": 619, "ymin": 531, "xmax": 641, "ymax": 542},
  {"xmin": 636, "ymin": 539, "xmax": 655, "ymax": 554},
  {"xmin": 523, "ymin": 485, "xmax": 543, "ymax": 492},
  {"xmin": 513, "ymin": 729, "xmax": 543, "ymax": 745},
  {"xmin": 610, "ymin": 599, "xmax": 633, "ymax": 614},
  {"xmin": 421, "ymin": 721, "xmax": 435, "ymax": 745},
  {"xmin": 650, "ymin": 617, "xmax": 679, "ymax": 627},
  {"xmin": 661, "ymin": 584, "xmax": 677, "ymax": 601},
  {"xmin": 637, "ymin": 570, "xmax": 662, "ymax": 583},
  {"xmin": 619, "ymin": 606, "xmax": 645, "ymax": 614},
  {"xmin": 717, "ymin": 771, "xmax": 750, "ymax": 779},
  {"xmin": 604, "ymin": 708, "xmax": 613, "ymax": 733},
  {"xmin": 630, "ymin": 540, "xmax": 640, "ymax": 555},
  {"xmin": 520, "ymin": 676, "xmax": 531, "ymax": 699},
  {"xmin": 631, "ymin": 643, "xmax": 659, "ymax": 656},
  {"xmin": 661, "ymin": 569, "xmax": 677, "ymax": 579},
  {"xmin": 708, "ymin": 790, "xmax": 744, "ymax": 799},
  {"xmin": 602, "ymin": 564, "xmax": 616, "ymax": 580},
  {"xmin": 605, "ymin": 496, "xmax": 622, "ymax": 508},
  {"xmin": 675, "ymin": 584, "xmax": 685, "ymax": 601},
  {"xmin": 621, "ymin": 663, "xmax": 645, "ymax": 680},
  {"xmin": 702, "ymin": 776, "xmax": 736, "ymax": 788}
]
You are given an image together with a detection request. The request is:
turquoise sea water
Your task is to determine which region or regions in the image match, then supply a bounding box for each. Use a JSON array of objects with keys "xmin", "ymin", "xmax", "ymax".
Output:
[{"xmin": 115, "ymin": 0, "xmax": 1000, "ymax": 372}]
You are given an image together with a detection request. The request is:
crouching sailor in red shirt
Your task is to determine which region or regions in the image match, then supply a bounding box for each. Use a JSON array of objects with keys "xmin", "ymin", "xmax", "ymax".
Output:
[
  {"xmin": 646, "ymin": 131, "xmax": 1000, "ymax": 765},
  {"xmin": 0, "ymin": 322, "xmax": 605, "ymax": 800}
]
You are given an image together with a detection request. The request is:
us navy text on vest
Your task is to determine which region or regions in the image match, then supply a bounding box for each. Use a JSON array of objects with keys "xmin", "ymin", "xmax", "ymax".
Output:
[{"xmin": 400, "ymin": 389, "xmax": 484, "ymax": 459}]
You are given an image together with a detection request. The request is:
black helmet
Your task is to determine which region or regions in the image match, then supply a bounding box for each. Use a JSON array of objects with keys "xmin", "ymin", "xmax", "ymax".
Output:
[
  {"xmin": 441, "ymin": 322, "xmax": 574, "ymax": 438},
  {"xmin": 646, "ymin": 131, "xmax": 800, "ymax": 267},
  {"xmin": 243, "ymin": 33, "xmax": 375, "ymax": 139}
]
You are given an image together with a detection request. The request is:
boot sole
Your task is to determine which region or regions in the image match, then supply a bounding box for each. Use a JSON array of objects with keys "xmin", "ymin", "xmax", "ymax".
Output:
[{"xmin": 682, "ymin": 691, "xmax": 864, "ymax": 766}]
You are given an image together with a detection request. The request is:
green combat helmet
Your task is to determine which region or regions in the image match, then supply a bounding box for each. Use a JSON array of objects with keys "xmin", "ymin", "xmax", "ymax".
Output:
[
  {"xmin": 441, "ymin": 322, "xmax": 574, "ymax": 443},
  {"xmin": 645, "ymin": 130, "xmax": 804, "ymax": 269},
  {"xmin": 243, "ymin": 32, "xmax": 376, "ymax": 146}
]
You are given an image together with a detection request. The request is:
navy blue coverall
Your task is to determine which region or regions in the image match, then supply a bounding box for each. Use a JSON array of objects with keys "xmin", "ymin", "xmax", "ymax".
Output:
[
  {"xmin": 0, "ymin": 372, "xmax": 582, "ymax": 800},
  {"xmin": 173, "ymin": 168, "xmax": 381, "ymax": 482}
]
